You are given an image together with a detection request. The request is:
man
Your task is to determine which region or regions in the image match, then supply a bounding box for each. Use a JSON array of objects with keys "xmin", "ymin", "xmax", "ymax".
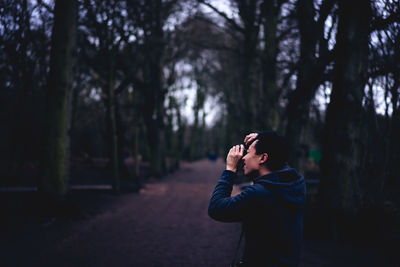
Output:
[{"xmin": 208, "ymin": 131, "xmax": 306, "ymax": 266}]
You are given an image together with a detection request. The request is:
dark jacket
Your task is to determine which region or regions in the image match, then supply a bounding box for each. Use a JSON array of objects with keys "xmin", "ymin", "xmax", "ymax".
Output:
[{"xmin": 208, "ymin": 168, "xmax": 306, "ymax": 267}]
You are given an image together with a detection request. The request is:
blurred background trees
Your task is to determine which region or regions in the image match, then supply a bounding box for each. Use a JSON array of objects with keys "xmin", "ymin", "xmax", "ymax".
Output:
[{"xmin": 1, "ymin": 0, "xmax": 399, "ymax": 237}]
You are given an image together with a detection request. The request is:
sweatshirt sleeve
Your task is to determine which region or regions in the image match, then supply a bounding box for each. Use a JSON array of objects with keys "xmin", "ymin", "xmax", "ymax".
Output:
[{"xmin": 208, "ymin": 170, "xmax": 255, "ymax": 222}]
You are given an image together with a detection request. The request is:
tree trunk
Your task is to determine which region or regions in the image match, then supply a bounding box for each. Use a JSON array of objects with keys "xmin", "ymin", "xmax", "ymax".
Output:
[
  {"xmin": 259, "ymin": 0, "xmax": 279, "ymax": 131},
  {"xmin": 133, "ymin": 126, "xmax": 141, "ymax": 185},
  {"xmin": 285, "ymin": 0, "xmax": 317, "ymax": 168},
  {"xmin": 237, "ymin": 0, "xmax": 259, "ymax": 133},
  {"xmin": 174, "ymin": 100, "xmax": 184, "ymax": 169},
  {"xmin": 286, "ymin": 0, "xmax": 335, "ymax": 168},
  {"xmin": 107, "ymin": 58, "xmax": 120, "ymax": 193},
  {"xmin": 143, "ymin": 0, "xmax": 166, "ymax": 178},
  {"xmin": 386, "ymin": 74, "xmax": 400, "ymax": 187},
  {"xmin": 320, "ymin": 0, "xmax": 371, "ymax": 232},
  {"xmin": 40, "ymin": 0, "xmax": 77, "ymax": 200}
]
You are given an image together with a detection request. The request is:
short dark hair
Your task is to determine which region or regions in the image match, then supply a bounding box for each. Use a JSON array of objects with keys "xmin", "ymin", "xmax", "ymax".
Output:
[{"xmin": 254, "ymin": 131, "xmax": 288, "ymax": 171}]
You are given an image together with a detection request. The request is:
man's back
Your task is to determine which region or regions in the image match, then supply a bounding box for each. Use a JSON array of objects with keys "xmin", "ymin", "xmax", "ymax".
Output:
[
  {"xmin": 208, "ymin": 168, "xmax": 305, "ymax": 266},
  {"xmin": 208, "ymin": 131, "xmax": 306, "ymax": 266},
  {"xmin": 241, "ymin": 168, "xmax": 305, "ymax": 266}
]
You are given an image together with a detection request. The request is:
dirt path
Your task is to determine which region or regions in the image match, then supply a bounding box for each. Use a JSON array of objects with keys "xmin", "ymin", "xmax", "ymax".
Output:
[
  {"xmin": 9, "ymin": 159, "xmax": 241, "ymax": 267},
  {"xmin": 2, "ymin": 159, "xmax": 395, "ymax": 267}
]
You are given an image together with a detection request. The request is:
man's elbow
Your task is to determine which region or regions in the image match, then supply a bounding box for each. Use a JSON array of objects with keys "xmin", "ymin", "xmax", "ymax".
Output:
[
  {"xmin": 208, "ymin": 203, "xmax": 232, "ymax": 222},
  {"xmin": 208, "ymin": 203, "xmax": 223, "ymax": 221},
  {"xmin": 208, "ymin": 203, "xmax": 217, "ymax": 219}
]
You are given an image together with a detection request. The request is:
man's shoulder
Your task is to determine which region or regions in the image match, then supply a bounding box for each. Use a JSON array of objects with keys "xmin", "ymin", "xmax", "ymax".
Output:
[
  {"xmin": 240, "ymin": 183, "xmax": 272, "ymax": 198},
  {"xmin": 237, "ymin": 183, "xmax": 275, "ymax": 209}
]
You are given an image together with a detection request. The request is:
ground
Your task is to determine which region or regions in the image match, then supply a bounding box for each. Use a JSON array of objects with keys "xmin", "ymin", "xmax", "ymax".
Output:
[{"xmin": 1, "ymin": 159, "xmax": 398, "ymax": 266}]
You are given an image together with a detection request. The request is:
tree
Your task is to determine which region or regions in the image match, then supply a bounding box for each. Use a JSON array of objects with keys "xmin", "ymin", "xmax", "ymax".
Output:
[
  {"xmin": 125, "ymin": 0, "xmax": 180, "ymax": 177},
  {"xmin": 79, "ymin": 0, "xmax": 134, "ymax": 193},
  {"xmin": 39, "ymin": 0, "xmax": 77, "ymax": 200},
  {"xmin": 364, "ymin": 0, "xmax": 400, "ymax": 206},
  {"xmin": 319, "ymin": 0, "xmax": 371, "ymax": 232},
  {"xmin": 197, "ymin": 0, "xmax": 283, "ymax": 143},
  {"xmin": 285, "ymin": 0, "xmax": 335, "ymax": 168},
  {"xmin": 257, "ymin": 0, "xmax": 281, "ymax": 131},
  {"xmin": 0, "ymin": 0, "xmax": 52, "ymax": 180}
]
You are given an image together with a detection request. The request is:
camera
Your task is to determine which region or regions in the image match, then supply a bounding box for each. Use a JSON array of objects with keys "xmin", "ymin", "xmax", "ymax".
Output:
[{"xmin": 236, "ymin": 144, "xmax": 248, "ymax": 174}]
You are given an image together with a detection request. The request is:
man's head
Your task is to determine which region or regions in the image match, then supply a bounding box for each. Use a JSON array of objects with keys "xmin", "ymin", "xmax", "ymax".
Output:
[{"xmin": 242, "ymin": 131, "xmax": 288, "ymax": 177}]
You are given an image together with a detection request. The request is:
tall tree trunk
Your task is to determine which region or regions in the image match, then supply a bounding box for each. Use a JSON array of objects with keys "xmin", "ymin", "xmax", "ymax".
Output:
[
  {"xmin": 144, "ymin": 0, "xmax": 166, "ymax": 178},
  {"xmin": 285, "ymin": 0, "xmax": 317, "ymax": 168},
  {"xmin": 286, "ymin": 0, "xmax": 335, "ymax": 168},
  {"xmin": 238, "ymin": 0, "xmax": 259, "ymax": 133},
  {"xmin": 259, "ymin": 0, "xmax": 279, "ymax": 131},
  {"xmin": 40, "ymin": 0, "xmax": 77, "ymax": 200},
  {"xmin": 130, "ymin": 86, "xmax": 142, "ymax": 186},
  {"xmin": 320, "ymin": 0, "xmax": 371, "ymax": 234},
  {"xmin": 144, "ymin": 61, "xmax": 165, "ymax": 177},
  {"xmin": 174, "ymin": 100, "xmax": 184, "ymax": 169},
  {"xmin": 386, "ymin": 74, "xmax": 400, "ymax": 188},
  {"xmin": 132, "ymin": 126, "xmax": 141, "ymax": 186},
  {"xmin": 107, "ymin": 58, "xmax": 120, "ymax": 193},
  {"xmin": 385, "ymin": 33, "xmax": 400, "ymax": 188}
]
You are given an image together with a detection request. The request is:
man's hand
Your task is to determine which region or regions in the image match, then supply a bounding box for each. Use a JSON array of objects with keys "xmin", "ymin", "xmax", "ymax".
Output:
[
  {"xmin": 244, "ymin": 133, "xmax": 258, "ymax": 146},
  {"xmin": 226, "ymin": 145, "xmax": 244, "ymax": 172}
]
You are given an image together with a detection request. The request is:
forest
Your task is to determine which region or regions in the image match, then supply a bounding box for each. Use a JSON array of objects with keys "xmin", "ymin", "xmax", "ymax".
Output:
[{"xmin": 1, "ymin": 0, "xmax": 400, "ymax": 264}]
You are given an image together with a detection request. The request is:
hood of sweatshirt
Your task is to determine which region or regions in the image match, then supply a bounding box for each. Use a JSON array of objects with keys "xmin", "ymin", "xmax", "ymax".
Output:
[{"xmin": 254, "ymin": 167, "xmax": 306, "ymax": 213}]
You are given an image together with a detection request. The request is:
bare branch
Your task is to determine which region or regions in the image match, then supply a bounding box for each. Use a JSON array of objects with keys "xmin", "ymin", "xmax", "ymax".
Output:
[
  {"xmin": 198, "ymin": 0, "xmax": 245, "ymax": 34},
  {"xmin": 192, "ymin": 14, "xmax": 242, "ymax": 43}
]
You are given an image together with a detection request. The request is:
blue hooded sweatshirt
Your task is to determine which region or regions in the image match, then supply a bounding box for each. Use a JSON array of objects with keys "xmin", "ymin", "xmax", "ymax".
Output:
[{"xmin": 208, "ymin": 168, "xmax": 306, "ymax": 267}]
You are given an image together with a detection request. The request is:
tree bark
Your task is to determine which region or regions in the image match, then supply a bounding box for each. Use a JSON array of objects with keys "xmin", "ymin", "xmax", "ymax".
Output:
[
  {"xmin": 320, "ymin": 0, "xmax": 371, "ymax": 217},
  {"xmin": 386, "ymin": 73, "xmax": 400, "ymax": 187},
  {"xmin": 286, "ymin": 0, "xmax": 335, "ymax": 168},
  {"xmin": 107, "ymin": 58, "xmax": 120, "ymax": 193},
  {"xmin": 238, "ymin": 0, "xmax": 259, "ymax": 133},
  {"xmin": 259, "ymin": 0, "xmax": 279, "ymax": 131},
  {"xmin": 143, "ymin": 0, "xmax": 166, "ymax": 178},
  {"xmin": 40, "ymin": 0, "xmax": 77, "ymax": 200},
  {"xmin": 133, "ymin": 126, "xmax": 141, "ymax": 185}
]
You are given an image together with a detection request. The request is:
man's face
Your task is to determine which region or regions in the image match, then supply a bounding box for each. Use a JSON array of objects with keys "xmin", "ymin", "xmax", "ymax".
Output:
[{"xmin": 242, "ymin": 140, "xmax": 262, "ymax": 176}]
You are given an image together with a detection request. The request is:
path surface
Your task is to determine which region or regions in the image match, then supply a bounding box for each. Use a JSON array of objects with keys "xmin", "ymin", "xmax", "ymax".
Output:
[
  {"xmin": 2, "ymin": 159, "xmax": 396, "ymax": 266},
  {"xmin": 4, "ymin": 159, "xmax": 241, "ymax": 267}
]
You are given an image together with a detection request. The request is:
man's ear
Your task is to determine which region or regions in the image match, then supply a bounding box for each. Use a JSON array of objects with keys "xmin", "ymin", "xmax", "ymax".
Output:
[{"xmin": 259, "ymin": 153, "xmax": 268, "ymax": 164}]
